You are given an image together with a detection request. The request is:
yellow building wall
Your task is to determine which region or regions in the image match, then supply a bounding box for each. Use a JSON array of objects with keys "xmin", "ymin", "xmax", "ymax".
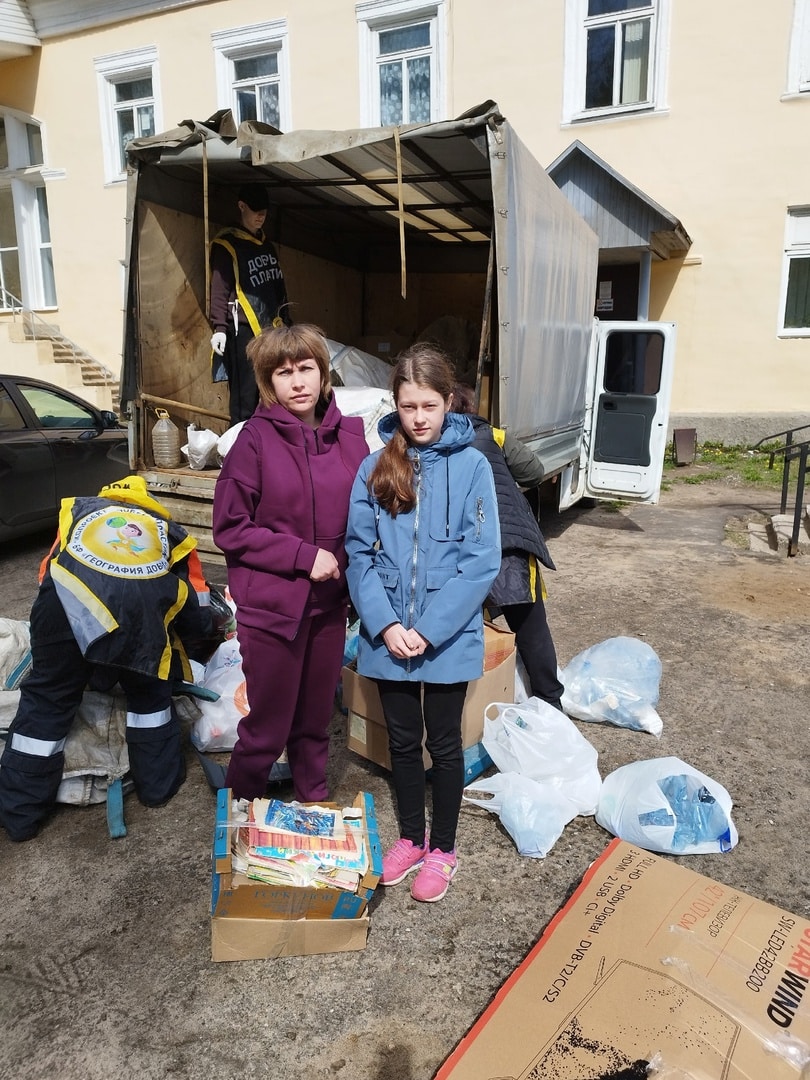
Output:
[{"xmin": 1, "ymin": 0, "xmax": 808, "ymax": 421}]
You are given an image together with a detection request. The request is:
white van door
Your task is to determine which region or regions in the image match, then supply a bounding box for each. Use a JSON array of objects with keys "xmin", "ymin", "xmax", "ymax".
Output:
[
  {"xmin": 584, "ymin": 320, "xmax": 677, "ymax": 502},
  {"xmin": 559, "ymin": 321, "xmax": 677, "ymax": 508}
]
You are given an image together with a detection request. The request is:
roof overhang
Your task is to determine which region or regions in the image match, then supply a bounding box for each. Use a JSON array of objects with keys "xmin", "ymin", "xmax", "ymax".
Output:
[{"xmin": 547, "ymin": 140, "xmax": 691, "ymax": 261}]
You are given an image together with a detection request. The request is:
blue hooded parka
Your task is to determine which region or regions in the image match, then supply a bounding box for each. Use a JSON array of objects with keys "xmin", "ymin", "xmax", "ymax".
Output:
[{"xmin": 345, "ymin": 410, "xmax": 501, "ymax": 682}]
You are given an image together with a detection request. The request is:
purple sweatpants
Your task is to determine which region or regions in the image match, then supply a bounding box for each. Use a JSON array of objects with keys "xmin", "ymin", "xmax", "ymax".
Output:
[{"xmin": 225, "ymin": 606, "xmax": 347, "ymax": 802}]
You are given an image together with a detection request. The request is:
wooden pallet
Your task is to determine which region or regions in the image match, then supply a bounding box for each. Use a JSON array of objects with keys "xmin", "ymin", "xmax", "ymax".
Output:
[{"xmin": 140, "ymin": 467, "xmax": 224, "ymax": 565}]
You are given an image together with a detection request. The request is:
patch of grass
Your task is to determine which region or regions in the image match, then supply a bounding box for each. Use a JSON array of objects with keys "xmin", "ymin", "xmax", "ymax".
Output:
[{"xmin": 664, "ymin": 441, "xmax": 786, "ymax": 487}]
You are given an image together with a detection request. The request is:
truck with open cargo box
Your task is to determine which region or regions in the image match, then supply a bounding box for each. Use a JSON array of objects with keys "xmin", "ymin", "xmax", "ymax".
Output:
[{"xmin": 120, "ymin": 101, "xmax": 675, "ymax": 561}]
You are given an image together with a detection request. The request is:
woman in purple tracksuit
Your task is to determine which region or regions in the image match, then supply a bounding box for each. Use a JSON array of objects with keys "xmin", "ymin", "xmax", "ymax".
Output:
[{"xmin": 212, "ymin": 324, "xmax": 368, "ymax": 801}]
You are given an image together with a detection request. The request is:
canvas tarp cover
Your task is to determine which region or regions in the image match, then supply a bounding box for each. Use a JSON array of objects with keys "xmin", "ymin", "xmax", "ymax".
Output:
[{"xmin": 124, "ymin": 102, "xmax": 597, "ymax": 442}]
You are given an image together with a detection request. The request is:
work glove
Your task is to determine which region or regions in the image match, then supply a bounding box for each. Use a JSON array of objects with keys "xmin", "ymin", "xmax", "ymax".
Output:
[{"xmin": 210, "ymin": 331, "xmax": 227, "ymax": 356}]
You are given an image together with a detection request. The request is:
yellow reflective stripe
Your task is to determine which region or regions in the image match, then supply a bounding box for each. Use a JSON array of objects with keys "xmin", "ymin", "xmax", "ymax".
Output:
[
  {"xmin": 50, "ymin": 561, "xmax": 118, "ymax": 633},
  {"xmin": 157, "ymin": 579, "xmax": 188, "ymax": 680},
  {"xmin": 169, "ymin": 531, "xmax": 198, "ymax": 567},
  {"xmin": 492, "ymin": 427, "xmax": 506, "ymax": 449},
  {"xmin": 58, "ymin": 498, "xmax": 77, "ymax": 550},
  {"xmin": 212, "ymin": 236, "xmax": 263, "ymax": 337},
  {"xmin": 527, "ymin": 554, "xmax": 548, "ymax": 603}
]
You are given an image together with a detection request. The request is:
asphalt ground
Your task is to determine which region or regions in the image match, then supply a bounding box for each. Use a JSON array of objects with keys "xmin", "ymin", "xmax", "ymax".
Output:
[{"xmin": 1, "ymin": 479, "xmax": 808, "ymax": 1080}]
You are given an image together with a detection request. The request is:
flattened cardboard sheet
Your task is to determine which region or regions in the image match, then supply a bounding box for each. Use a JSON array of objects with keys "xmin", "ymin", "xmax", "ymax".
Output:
[{"xmin": 437, "ymin": 839, "xmax": 810, "ymax": 1080}]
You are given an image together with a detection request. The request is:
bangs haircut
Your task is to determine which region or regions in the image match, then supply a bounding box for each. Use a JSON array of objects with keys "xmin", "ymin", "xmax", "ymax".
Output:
[{"xmin": 247, "ymin": 323, "xmax": 332, "ymax": 407}]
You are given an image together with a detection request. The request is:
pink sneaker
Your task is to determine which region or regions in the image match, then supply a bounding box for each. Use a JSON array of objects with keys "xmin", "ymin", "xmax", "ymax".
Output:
[
  {"xmin": 410, "ymin": 848, "xmax": 458, "ymax": 903},
  {"xmin": 380, "ymin": 837, "xmax": 428, "ymax": 886}
]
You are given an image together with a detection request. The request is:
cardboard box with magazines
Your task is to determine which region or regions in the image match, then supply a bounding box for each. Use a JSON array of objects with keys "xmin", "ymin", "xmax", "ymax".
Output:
[{"xmin": 211, "ymin": 789, "xmax": 383, "ymax": 962}]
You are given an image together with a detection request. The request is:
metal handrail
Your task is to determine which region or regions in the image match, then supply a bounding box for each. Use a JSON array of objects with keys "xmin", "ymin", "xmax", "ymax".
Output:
[
  {"xmin": 0, "ymin": 285, "xmax": 116, "ymax": 382},
  {"xmin": 752, "ymin": 426, "xmax": 810, "ymax": 556}
]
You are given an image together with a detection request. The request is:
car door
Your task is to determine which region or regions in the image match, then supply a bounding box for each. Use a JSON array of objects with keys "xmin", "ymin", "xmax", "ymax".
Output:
[
  {"xmin": 0, "ymin": 379, "xmax": 58, "ymax": 535},
  {"xmin": 12, "ymin": 381, "xmax": 129, "ymax": 507},
  {"xmin": 583, "ymin": 321, "xmax": 677, "ymax": 503}
]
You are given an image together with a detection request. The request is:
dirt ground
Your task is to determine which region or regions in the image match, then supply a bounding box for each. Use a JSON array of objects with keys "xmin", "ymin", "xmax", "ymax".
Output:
[{"xmin": 1, "ymin": 478, "xmax": 808, "ymax": 1080}]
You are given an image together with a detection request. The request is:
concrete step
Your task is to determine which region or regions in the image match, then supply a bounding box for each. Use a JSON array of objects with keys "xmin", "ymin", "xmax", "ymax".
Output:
[{"xmin": 748, "ymin": 508, "xmax": 810, "ymax": 555}]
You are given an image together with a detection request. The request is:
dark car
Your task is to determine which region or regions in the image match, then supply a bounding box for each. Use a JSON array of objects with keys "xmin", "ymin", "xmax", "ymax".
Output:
[{"xmin": 0, "ymin": 373, "xmax": 130, "ymax": 542}]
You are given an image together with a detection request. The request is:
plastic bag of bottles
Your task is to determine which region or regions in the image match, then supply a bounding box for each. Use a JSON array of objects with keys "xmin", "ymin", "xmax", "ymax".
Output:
[
  {"xmin": 463, "ymin": 771, "xmax": 578, "ymax": 858},
  {"xmin": 560, "ymin": 636, "xmax": 663, "ymax": 736},
  {"xmin": 595, "ymin": 756, "xmax": 738, "ymax": 855},
  {"xmin": 481, "ymin": 699, "xmax": 601, "ymax": 816}
]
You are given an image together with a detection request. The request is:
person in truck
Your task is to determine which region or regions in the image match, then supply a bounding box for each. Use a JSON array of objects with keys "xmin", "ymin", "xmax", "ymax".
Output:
[{"xmin": 209, "ymin": 183, "xmax": 291, "ymax": 426}]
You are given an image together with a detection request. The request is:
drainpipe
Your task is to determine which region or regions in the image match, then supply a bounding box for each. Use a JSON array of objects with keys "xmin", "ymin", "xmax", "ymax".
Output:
[{"xmin": 638, "ymin": 249, "xmax": 651, "ymax": 320}]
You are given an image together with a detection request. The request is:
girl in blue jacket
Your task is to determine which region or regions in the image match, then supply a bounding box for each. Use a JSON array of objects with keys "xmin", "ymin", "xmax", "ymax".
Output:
[{"xmin": 345, "ymin": 345, "xmax": 500, "ymax": 902}]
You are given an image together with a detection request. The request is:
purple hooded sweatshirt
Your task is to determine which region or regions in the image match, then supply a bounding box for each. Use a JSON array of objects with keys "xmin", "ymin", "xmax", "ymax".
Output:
[{"xmin": 212, "ymin": 394, "xmax": 368, "ymax": 640}]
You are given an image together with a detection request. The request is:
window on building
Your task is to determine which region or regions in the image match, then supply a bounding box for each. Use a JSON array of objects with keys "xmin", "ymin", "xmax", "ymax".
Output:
[
  {"xmin": 780, "ymin": 208, "xmax": 810, "ymax": 335},
  {"xmin": 357, "ymin": 1, "xmax": 445, "ymax": 126},
  {"xmin": 212, "ymin": 22, "xmax": 290, "ymax": 131},
  {"xmin": 0, "ymin": 110, "xmax": 57, "ymax": 312},
  {"xmin": 564, "ymin": 0, "xmax": 669, "ymax": 122},
  {"xmin": 787, "ymin": 0, "xmax": 810, "ymax": 94},
  {"xmin": 94, "ymin": 47, "xmax": 161, "ymax": 183}
]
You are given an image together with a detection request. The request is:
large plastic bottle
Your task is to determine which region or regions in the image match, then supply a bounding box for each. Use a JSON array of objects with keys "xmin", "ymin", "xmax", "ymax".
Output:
[{"xmin": 151, "ymin": 408, "xmax": 181, "ymax": 468}]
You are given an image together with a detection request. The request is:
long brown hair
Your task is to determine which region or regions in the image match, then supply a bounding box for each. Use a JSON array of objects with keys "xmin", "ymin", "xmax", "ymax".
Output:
[
  {"xmin": 368, "ymin": 343, "xmax": 456, "ymax": 515},
  {"xmin": 247, "ymin": 323, "xmax": 332, "ymax": 410}
]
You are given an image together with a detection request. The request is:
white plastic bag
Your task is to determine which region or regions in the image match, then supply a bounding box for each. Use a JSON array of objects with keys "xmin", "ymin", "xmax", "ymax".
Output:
[
  {"xmin": 561, "ymin": 636, "xmax": 663, "ymax": 736},
  {"xmin": 0, "ymin": 617, "xmax": 31, "ymax": 690},
  {"xmin": 482, "ymin": 699, "xmax": 602, "ymax": 815},
  {"xmin": 217, "ymin": 421, "xmax": 246, "ymax": 459},
  {"xmin": 182, "ymin": 424, "xmax": 220, "ymax": 470},
  {"xmin": 464, "ymin": 772, "xmax": 577, "ymax": 858},
  {"xmin": 190, "ymin": 637, "xmax": 248, "ymax": 751},
  {"xmin": 595, "ymin": 756, "xmax": 738, "ymax": 855}
]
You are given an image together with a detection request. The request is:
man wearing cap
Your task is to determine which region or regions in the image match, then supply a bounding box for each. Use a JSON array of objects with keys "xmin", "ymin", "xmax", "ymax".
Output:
[
  {"xmin": 0, "ymin": 476, "xmax": 215, "ymax": 842},
  {"xmin": 209, "ymin": 183, "xmax": 291, "ymax": 425}
]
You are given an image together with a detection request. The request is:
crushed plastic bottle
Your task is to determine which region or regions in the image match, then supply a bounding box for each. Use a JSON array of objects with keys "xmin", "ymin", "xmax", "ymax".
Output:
[
  {"xmin": 561, "ymin": 637, "xmax": 663, "ymax": 735},
  {"xmin": 657, "ymin": 773, "xmax": 733, "ymax": 852}
]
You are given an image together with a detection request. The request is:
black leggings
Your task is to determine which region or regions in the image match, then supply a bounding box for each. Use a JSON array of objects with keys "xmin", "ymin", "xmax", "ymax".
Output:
[
  {"xmin": 501, "ymin": 598, "xmax": 564, "ymax": 708},
  {"xmin": 376, "ymin": 680, "xmax": 467, "ymax": 853}
]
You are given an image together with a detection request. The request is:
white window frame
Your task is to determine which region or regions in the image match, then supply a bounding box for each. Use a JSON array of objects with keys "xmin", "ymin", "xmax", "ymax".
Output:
[
  {"xmin": 212, "ymin": 21, "xmax": 291, "ymax": 131},
  {"xmin": 778, "ymin": 207, "xmax": 810, "ymax": 337},
  {"xmin": 94, "ymin": 46, "xmax": 161, "ymax": 185},
  {"xmin": 357, "ymin": 0, "xmax": 446, "ymax": 127},
  {"xmin": 0, "ymin": 108, "xmax": 60, "ymax": 312},
  {"xmin": 786, "ymin": 0, "xmax": 810, "ymax": 95},
  {"xmin": 563, "ymin": 0, "xmax": 670, "ymax": 125}
]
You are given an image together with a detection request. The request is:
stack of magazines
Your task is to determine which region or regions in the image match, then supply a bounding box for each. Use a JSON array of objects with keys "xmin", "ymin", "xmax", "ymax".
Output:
[{"xmin": 232, "ymin": 798, "xmax": 369, "ymax": 891}]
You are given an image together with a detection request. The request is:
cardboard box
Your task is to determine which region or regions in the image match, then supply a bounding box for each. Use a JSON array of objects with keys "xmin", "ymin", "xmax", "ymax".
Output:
[
  {"xmin": 211, "ymin": 789, "xmax": 383, "ymax": 962},
  {"xmin": 482, "ymin": 620, "xmax": 515, "ymax": 671},
  {"xmin": 436, "ymin": 839, "xmax": 810, "ymax": 1080},
  {"xmin": 343, "ymin": 624, "xmax": 515, "ymax": 772},
  {"xmin": 211, "ymin": 914, "xmax": 369, "ymax": 963}
]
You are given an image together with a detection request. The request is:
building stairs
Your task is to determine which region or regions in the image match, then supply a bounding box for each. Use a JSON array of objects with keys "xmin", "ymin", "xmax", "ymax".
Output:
[{"xmin": 0, "ymin": 312, "xmax": 120, "ymax": 413}]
